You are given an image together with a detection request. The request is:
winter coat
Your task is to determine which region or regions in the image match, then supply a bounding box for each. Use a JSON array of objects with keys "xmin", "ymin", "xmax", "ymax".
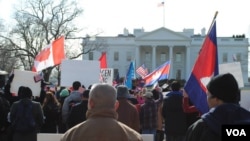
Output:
[
  {"xmin": 117, "ymin": 98, "xmax": 140, "ymax": 132},
  {"xmin": 61, "ymin": 108, "xmax": 143, "ymax": 141}
]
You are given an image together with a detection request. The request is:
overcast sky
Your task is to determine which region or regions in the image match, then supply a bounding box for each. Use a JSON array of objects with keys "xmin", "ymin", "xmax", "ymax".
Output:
[{"xmin": 1, "ymin": 0, "xmax": 250, "ymax": 37}]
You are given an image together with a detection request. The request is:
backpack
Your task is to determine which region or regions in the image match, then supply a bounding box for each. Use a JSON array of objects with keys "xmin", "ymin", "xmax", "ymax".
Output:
[
  {"xmin": 13, "ymin": 100, "xmax": 36, "ymax": 133},
  {"xmin": 0, "ymin": 95, "xmax": 10, "ymax": 130}
]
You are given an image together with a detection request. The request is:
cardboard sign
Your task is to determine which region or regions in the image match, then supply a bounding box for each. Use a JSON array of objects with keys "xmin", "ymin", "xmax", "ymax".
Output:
[
  {"xmin": 219, "ymin": 62, "xmax": 244, "ymax": 88},
  {"xmin": 100, "ymin": 68, "xmax": 114, "ymax": 85},
  {"xmin": 10, "ymin": 69, "xmax": 41, "ymax": 96},
  {"xmin": 61, "ymin": 60, "xmax": 100, "ymax": 88}
]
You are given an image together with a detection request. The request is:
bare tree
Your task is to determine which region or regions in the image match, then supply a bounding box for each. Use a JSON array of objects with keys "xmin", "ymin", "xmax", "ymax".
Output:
[
  {"xmin": 0, "ymin": 0, "xmax": 108, "ymax": 83},
  {"xmin": 0, "ymin": 19, "xmax": 19, "ymax": 72}
]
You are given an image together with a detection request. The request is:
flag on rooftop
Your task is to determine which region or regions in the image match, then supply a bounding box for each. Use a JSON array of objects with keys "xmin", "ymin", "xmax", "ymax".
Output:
[
  {"xmin": 157, "ymin": 1, "xmax": 164, "ymax": 7},
  {"xmin": 184, "ymin": 12, "xmax": 219, "ymax": 114}
]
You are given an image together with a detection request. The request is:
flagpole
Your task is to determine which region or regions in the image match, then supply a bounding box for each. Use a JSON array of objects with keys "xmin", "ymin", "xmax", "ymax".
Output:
[
  {"xmin": 163, "ymin": 3, "xmax": 165, "ymax": 27},
  {"xmin": 207, "ymin": 11, "xmax": 218, "ymax": 32}
]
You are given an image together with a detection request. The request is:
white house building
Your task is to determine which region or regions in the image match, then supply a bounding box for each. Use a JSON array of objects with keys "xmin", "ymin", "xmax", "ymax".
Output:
[{"xmin": 82, "ymin": 27, "xmax": 249, "ymax": 86}]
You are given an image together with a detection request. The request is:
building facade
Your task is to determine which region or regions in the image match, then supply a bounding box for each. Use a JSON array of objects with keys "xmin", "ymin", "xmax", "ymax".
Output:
[{"xmin": 82, "ymin": 27, "xmax": 249, "ymax": 86}]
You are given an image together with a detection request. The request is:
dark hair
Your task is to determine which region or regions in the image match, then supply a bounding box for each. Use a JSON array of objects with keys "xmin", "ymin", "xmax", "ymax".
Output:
[
  {"xmin": 72, "ymin": 81, "xmax": 81, "ymax": 90},
  {"xmin": 83, "ymin": 89, "xmax": 90, "ymax": 98},
  {"xmin": 17, "ymin": 86, "xmax": 26, "ymax": 98},
  {"xmin": 171, "ymin": 81, "xmax": 181, "ymax": 91},
  {"xmin": 20, "ymin": 87, "xmax": 33, "ymax": 99}
]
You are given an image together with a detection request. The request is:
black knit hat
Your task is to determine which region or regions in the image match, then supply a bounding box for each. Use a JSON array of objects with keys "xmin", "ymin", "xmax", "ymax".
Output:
[{"xmin": 206, "ymin": 73, "xmax": 240, "ymax": 103}]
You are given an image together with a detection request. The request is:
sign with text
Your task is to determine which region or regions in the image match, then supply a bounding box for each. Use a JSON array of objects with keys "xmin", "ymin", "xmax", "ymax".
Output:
[
  {"xmin": 100, "ymin": 68, "xmax": 113, "ymax": 85},
  {"xmin": 61, "ymin": 60, "xmax": 100, "ymax": 88},
  {"xmin": 219, "ymin": 62, "xmax": 244, "ymax": 88},
  {"xmin": 10, "ymin": 69, "xmax": 41, "ymax": 96}
]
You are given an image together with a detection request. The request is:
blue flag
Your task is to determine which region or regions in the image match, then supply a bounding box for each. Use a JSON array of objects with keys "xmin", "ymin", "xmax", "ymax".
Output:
[{"xmin": 125, "ymin": 61, "xmax": 135, "ymax": 89}]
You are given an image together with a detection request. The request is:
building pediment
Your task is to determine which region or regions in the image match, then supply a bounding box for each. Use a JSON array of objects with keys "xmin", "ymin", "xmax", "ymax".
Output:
[{"xmin": 135, "ymin": 27, "xmax": 191, "ymax": 41}]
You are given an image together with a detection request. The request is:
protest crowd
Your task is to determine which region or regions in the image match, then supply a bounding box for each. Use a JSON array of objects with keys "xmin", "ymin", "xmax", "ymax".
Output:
[
  {"xmin": 0, "ymin": 71, "xmax": 250, "ymax": 141},
  {"xmin": 1, "ymin": 11, "xmax": 250, "ymax": 141}
]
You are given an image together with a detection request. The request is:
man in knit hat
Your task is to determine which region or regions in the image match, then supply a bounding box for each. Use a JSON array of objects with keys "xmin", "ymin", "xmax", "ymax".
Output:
[
  {"xmin": 116, "ymin": 85, "xmax": 140, "ymax": 133},
  {"xmin": 185, "ymin": 73, "xmax": 250, "ymax": 141}
]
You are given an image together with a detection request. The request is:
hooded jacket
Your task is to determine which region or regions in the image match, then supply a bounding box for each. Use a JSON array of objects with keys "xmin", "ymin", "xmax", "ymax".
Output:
[{"xmin": 185, "ymin": 103, "xmax": 250, "ymax": 141}]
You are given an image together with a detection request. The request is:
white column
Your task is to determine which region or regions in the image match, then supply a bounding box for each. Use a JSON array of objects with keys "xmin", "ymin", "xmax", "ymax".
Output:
[
  {"xmin": 169, "ymin": 46, "xmax": 173, "ymax": 79},
  {"xmin": 185, "ymin": 46, "xmax": 191, "ymax": 79},
  {"xmin": 152, "ymin": 46, "xmax": 156, "ymax": 70},
  {"xmin": 135, "ymin": 46, "xmax": 140, "ymax": 68}
]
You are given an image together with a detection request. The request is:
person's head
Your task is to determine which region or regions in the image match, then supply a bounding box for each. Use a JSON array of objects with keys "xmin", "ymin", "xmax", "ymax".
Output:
[
  {"xmin": 72, "ymin": 81, "xmax": 81, "ymax": 91},
  {"xmin": 142, "ymin": 91, "xmax": 153, "ymax": 99},
  {"xmin": 116, "ymin": 85, "xmax": 129, "ymax": 99},
  {"xmin": 43, "ymin": 91, "xmax": 59, "ymax": 106},
  {"xmin": 60, "ymin": 88, "xmax": 70, "ymax": 98},
  {"xmin": 17, "ymin": 86, "xmax": 25, "ymax": 98},
  {"xmin": 20, "ymin": 87, "xmax": 33, "ymax": 99},
  {"xmin": 206, "ymin": 73, "xmax": 240, "ymax": 109},
  {"xmin": 170, "ymin": 81, "xmax": 181, "ymax": 91},
  {"xmin": 82, "ymin": 89, "xmax": 90, "ymax": 99},
  {"xmin": 88, "ymin": 83, "xmax": 118, "ymax": 110}
]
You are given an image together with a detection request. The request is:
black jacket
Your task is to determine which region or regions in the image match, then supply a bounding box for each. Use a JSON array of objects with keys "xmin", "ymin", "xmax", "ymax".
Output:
[
  {"xmin": 185, "ymin": 103, "xmax": 250, "ymax": 141},
  {"xmin": 67, "ymin": 100, "xmax": 88, "ymax": 129},
  {"xmin": 162, "ymin": 91, "xmax": 187, "ymax": 135}
]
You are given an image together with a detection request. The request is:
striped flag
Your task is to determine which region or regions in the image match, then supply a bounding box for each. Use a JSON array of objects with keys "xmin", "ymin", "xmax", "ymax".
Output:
[
  {"xmin": 144, "ymin": 60, "xmax": 170, "ymax": 86},
  {"xmin": 184, "ymin": 12, "xmax": 218, "ymax": 114},
  {"xmin": 32, "ymin": 36, "xmax": 65, "ymax": 72},
  {"xmin": 136, "ymin": 64, "xmax": 148, "ymax": 78}
]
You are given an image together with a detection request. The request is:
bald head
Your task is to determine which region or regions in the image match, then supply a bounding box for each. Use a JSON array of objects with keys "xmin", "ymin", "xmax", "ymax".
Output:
[{"xmin": 88, "ymin": 83, "xmax": 117, "ymax": 109}]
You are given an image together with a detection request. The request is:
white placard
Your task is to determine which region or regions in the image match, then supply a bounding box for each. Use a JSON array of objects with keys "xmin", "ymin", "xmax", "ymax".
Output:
[
  {"xmin": 219, "ymin": 62, "xmax": 244, "ymax": 88},
  {"xmin": 11, "ymin": 69, "xmax": 41, "ymax": 97},
  {"xmin": 61, "ymin": 60, "xmax": 100, "ymax": 88},
  {"xmin": 100, "ymin": 68, "xmax": 114, "ymax": 85}
]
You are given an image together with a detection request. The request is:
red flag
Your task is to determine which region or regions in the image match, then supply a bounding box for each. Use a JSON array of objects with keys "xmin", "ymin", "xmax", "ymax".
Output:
[
  {"xmin": 99, "ymin": 52, "xmax": 107, "ymax": 68},
  {"xmin": 32, "ymin": 36, "xmax": 65, "ymax": 72}
]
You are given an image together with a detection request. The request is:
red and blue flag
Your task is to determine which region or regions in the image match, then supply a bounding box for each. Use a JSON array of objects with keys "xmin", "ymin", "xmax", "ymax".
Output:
[
  {"xmin": 184, "ymin": 19, "xmax": 218, "ymax": 114},
  {"xmin": 144, "ymin": 61, "xmax": 170, "ymax": 86}
]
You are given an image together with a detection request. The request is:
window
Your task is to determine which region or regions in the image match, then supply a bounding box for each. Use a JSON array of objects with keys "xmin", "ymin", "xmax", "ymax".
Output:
[
  {"xmin": 236, "ymin": 53, "xmax": 241, "ymax": 61},
  {"xmin": 175, "ymin": 53, "xmax": 181, "ymax": 62},
  {"xmin": 89, "ymin": 52, "xmax": 93, "ymax": 60},
  {"xmin": 176, "ymin": 69, "xmax": 181, "ymax": 80},
  {"xmin": 160, "ymin": 52, "xmax": 166, "ymax": 63},
  {"xmin": 145, "ymin": 52, "xmax": 151, "ymax": 62},
  {"xmin": 222, "ymin": 53, "xmax": 228, "ymax": 63},
  {"xmin": 114, "ymin": 52, "xmax": 119, "ymax": 61},
  {"xmin": 126, "ymin": 51, "xmax": 132, "ymax": 61}
]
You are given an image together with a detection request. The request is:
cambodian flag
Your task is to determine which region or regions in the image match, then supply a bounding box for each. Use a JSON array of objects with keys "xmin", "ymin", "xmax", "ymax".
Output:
[
  {"xmin": 144, "ymin": 61, "xmax": 170, "ymax": 86},
  {"xmin": 184, "ymin": 19, "xmax": 218, "ymax": 114}
]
